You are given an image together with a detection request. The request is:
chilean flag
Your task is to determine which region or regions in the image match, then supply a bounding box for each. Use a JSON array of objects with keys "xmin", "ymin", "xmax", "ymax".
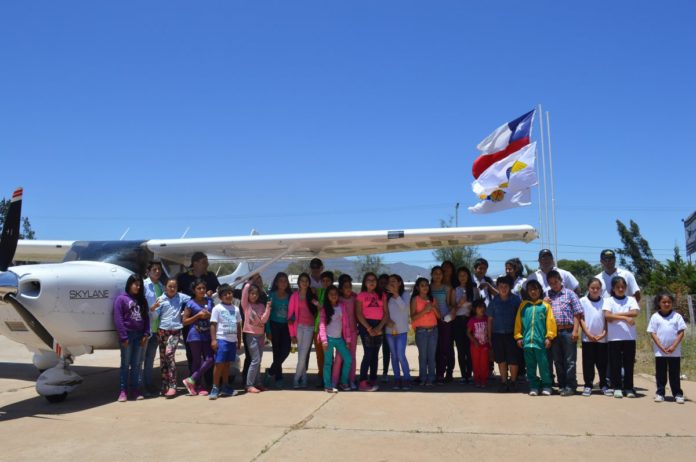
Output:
[{"xmin": 472, "ymin": 109, "xmax": 535, "ymax": 179}]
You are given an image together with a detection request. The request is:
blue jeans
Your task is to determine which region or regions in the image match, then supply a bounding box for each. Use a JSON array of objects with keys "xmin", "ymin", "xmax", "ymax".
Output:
[
  {"xmin": 415, "ymin": 327, "xmax": 438, "ymax": 383},
  {"xmin": 386, "ymin": 332, "xmax": 410, "ymax": 381},
  {"xmin": 120, "ymin": 330, "xmax": 144, "ymax": 392},
  {"xmin": 294, "ymin": 324, "xmax": 315, "ymax": 386},
  {"xmin": 139, "ymin": 333, "xmax": 159, "ymax": 390},
  {"xmin": 551, "ymin": 329, "xmax": 578, "ymax": 389},
  {"xmin": 244, "ymin": 333, "xmax": 265, "ymax": 388},
  {"xmin": 358, "ymin": 320, "xmax": 383, "ymax": 382}
]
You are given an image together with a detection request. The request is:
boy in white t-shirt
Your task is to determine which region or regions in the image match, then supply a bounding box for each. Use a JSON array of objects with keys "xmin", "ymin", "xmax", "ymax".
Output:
[
  {"xmin": 602, "ymin": 276, "xmax": 640, "ymax": 399},
  {"xmin": 209, "ymin": 284, "xmax": 243, "ymax": 400},
  {"xmin": 647, "ymin": 292, "xmax": 687, "ymax": 404}
]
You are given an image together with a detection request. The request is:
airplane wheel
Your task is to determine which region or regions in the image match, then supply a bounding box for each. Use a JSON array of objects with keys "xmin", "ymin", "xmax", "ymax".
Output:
[{"xmin": 45, "ymin": 392, "xmax": 68, "ymax": 403}]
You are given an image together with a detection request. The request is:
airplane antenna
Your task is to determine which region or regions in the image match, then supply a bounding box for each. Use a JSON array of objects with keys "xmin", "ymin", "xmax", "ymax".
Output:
[
  {"xmin": 180, "ymin": 227, "xmax": 190, "ymax": 239},
  {"xmin": 119, "ymin": 228, "xmax": 130, "ymax": 241}
]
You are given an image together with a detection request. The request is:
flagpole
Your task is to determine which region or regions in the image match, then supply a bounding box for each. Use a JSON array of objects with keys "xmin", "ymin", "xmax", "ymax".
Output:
[
  {"xmin": 534, "ymin": 111, "xmax": 545, "ymax": 249},
  {"xmin": 546, "ymin": 111, "xmax": 558, "ymax": 258},
  {"xmin": 538, "ymin": 103, "xmax": 550, "ymax": 250}
]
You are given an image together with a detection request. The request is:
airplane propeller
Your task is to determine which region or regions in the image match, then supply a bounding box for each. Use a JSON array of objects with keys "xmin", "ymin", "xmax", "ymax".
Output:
[{"xmin": 0, "ymin": 187, "xmax": 23, "ymax": 271}]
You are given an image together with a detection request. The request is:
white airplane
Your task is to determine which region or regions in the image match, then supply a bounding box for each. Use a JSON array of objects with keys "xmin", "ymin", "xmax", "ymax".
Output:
[{"xmin": 0, "ymin": 187, "xmax": 538, "ymax": 402}]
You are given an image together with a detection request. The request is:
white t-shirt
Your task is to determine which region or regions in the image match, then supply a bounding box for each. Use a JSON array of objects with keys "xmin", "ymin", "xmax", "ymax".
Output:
[
  {"xmin": 325, "ymin": 304, "xmax": 344, "ymax": 339},
  {"xmin": 596, "ymin": 268, "xmax": 640, "ymax": 298},
  {"xmin": 602, "ymin": 296, "xmax": 640, "ymax": 341},
  {"xmin": 579, "ymin": 296, "xmax": 607, "ymax": 343},
  {"xmin": 525, "ymin": 267, "xmax": 579, "ymax": 294},
  {"xmin": 647, "ymin": 311, "xmax": 687, "ymax": 357},
  {"xmin": 210, "ymin": 303, "xmax": 242, "ymax": 342}
]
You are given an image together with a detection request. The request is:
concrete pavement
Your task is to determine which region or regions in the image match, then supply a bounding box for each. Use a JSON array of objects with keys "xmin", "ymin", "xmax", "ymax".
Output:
[{"xmin": 0, "ymin": 335, "xmax": 694, "ymax": 461}]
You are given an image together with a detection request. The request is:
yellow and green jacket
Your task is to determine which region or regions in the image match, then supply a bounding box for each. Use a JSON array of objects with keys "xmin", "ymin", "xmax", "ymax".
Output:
[{"xmin": 514, "ymin": 299, "xmax": 557, "ymax": 349}]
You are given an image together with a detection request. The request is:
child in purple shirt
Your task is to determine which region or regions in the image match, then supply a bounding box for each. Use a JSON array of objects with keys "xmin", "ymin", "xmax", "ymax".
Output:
[{"xmin": 113, "ymin": 274, "xmax": 150, "ymax": 402}]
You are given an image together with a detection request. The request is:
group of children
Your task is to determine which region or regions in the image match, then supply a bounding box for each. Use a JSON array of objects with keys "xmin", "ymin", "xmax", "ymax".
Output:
[{"xmin": 112, "ymin": 254, "xmax": 688, "ymax": 403}]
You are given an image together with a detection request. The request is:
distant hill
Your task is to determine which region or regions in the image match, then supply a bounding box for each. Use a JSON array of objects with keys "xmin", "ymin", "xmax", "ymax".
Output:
[{"xmin": 220, "ymin": 257, "xmax": 430, "ymax": 282}]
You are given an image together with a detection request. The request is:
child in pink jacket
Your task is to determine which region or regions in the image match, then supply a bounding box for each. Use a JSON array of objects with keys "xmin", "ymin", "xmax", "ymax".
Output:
[
  {"xmin": 242, "ymin": 282, "xmax": 271, "ymax": 393},
  {"xmin": 319, "ymin": 286, "xmax": 353, "ymax": 393}
]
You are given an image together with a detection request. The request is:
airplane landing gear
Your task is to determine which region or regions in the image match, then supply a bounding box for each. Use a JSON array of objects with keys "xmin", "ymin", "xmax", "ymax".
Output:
[{"xmin": 36, "ymin": 354, "xmax": 82, "ymax": 403}]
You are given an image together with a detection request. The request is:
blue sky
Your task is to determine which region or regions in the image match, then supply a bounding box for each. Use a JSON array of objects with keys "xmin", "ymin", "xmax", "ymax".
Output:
[{"xmin": 2, "ymin": 1, "xmax": 694, "ymax": 275}]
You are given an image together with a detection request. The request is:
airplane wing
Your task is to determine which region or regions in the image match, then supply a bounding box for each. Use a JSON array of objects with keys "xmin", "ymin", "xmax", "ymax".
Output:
[
  {"xmin": 146, "ymin": 225, "xmax": 537, "ymax": 264},
  {"xmin": 14, "ymin": 240, "xmax": 75, "ymax": 262}
]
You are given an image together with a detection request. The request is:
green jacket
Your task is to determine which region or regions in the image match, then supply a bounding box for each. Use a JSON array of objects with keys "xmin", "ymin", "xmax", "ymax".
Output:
[{"xmin": 514, "ymin": 300, "xmax": 557, "ymax": 349}]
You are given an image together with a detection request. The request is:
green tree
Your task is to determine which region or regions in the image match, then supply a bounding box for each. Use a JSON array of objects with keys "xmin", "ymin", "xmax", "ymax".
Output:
[
  {"xmin": 647, "ymin": 246, "xmax": 696, "ymax": 296},
  {"xmin": 432, "ymin": 217, "xmax": 480, "ymax": 269},
  {"xmin": 285, "ymin": 260, "xmax": 311, "ymax": 275},
  {"xmin": 0, "ymin": 197, "xmax": 35, "ymax": 239},
  {"xmin": 557, "ymin": 259, "xmax": 600, "ymax": 288},
  {"xmin": 355, "ymin": 255, "xmax": 385, "ymax": 279},
  {"xmin": 615, "ymin": 219, "xmax": 656, "ymax": 288}
]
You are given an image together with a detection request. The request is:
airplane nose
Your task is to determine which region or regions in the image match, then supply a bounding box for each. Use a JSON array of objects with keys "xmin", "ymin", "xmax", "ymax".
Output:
[{"xmin": 0, "ymin": 270, "xmax": 18, "ymax": 298}]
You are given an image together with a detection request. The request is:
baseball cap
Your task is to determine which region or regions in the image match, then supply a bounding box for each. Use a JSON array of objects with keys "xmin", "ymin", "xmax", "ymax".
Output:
[
  {"xmin": 538, "ymin": 249, "xmax": 553, "ymax": 259},
  {"xmin": 600, "ymin": 249, "xmax": 616, "ymax": 260}
]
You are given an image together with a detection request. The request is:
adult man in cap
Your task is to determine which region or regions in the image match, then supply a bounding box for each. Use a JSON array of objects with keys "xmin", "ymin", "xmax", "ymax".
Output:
[
  {"xmin": 526, "ymin": 249, "xmax": 580, "ymax": 296},
  {"xmin": 595, "ymin": 249, "xmax": 641, "ymax": 301}
]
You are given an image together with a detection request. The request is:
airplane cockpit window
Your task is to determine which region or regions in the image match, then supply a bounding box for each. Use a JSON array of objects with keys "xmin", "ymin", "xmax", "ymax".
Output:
[{"xmin": 62, "ymin": 241, "xmax": 153, "ymax": 275}]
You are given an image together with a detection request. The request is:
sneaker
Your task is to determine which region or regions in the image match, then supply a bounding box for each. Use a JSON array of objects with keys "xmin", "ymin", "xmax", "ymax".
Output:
[
  {"xmin": 209, "ymin": 386, "xmax": 220, "ymax": 400},
  {"xmin": 401, "ymin": 380, "xmax": 412, "ymax": 391},
  {"xmin": 358, "ymin": 380, "xmax": 372, "ymax": 392},
  {"xmin": 117, "ymin": 391, "xmax": 127, "ymax": 402},
  {"xmin": 654, "ymin": 394, "xmax": 665, "ymax": 403},
  {"xmin": 183, "ymin": 377, "xmax": 197, "ymax": 396},
  {"xmin": 603, "ymin": 387, "xmax": 614, "ymax": 397},
  {"xmin": 293, "ymin": 382, "xmax": 301, "ymax": 390},
  {"xmin": 133, "ymin": 392, "xmax": 144, "ymax": 401},
  {"xmin": 582, "ymin": 387, "xmax": 592, "ymax": 397},
  {"xmin": 325, "ymin": 387, "xmax": 338, "ymax": 393},
  {"xmin": 164, "ymin": 388, "xmax": 177, "ymax": 399},
  {"xmin": 425, "ymin": 381, "xmax": 434, "ymax": 388},
  {"xmin": 338, "ymin": 383, "xmax": 351, "ymax": 392},
  {"xmin": 541, "ymin": 388, "xmax": 552, "ymax": 396},
  {"xmin": 350, "ymin": 382, "xmax": 358, "ymax": 391},
  {"xmin": 370, "ymin": 382, "xmax": 380, "ymax": 392},
  {"xmin": 246, "ymin": 386, "xmax": 261, "ymax": 393},
  {"xmin": 197, "ymin": 388, "xmax": 209, "ymax": 397},
  {"xmin": 676, "ymin": 395, "xmax": 685, "ymax": 404},
  {"xmin": 625, "ymin": 390, "xmax": 636, "ymax": 398},
  {"xmin": 613, "ymin": 389, "xmax": 623, "ymax": 399},
  {"xmin": 529, "ymin": 389, "xmax": 539, "ymax": 396},
  {"xmin": 560, "ymin": 388, "xmax": 575, "ymax": 397},
  {"xmin": 221, "ymin": 386, "xmax": 238, "ymax": 397}
]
